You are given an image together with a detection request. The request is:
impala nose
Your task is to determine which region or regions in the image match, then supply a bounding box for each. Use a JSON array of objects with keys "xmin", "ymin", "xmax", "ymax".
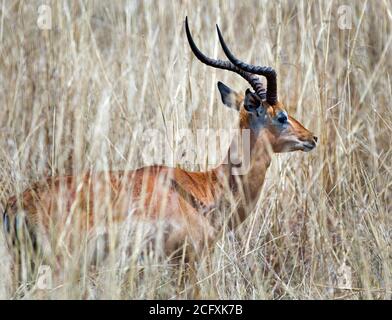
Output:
[
  {"xmin": 302, "ymin": 138, "xmax": 316, "ymax": 151},
  {"xmin": 309, "ymin": 140, "xmax": 316, "ymax": 148},
  {"xmin": 313, "ymin": 136, "xmax": 318, "ymax": 143}
]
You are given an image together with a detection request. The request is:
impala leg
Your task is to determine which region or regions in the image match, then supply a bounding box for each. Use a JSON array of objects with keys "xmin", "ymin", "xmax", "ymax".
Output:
[{"xmin": 3, "ymin": 211, "xmax": 39, "ymax": 295}]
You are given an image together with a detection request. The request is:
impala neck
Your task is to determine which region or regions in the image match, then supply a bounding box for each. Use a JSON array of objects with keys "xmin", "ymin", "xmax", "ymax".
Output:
[{"xmin": 214, "ymin": 129, "xmax": 273, "ymax": 225}]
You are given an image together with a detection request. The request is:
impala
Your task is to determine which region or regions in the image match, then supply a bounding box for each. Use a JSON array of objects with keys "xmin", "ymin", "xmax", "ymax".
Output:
[{"xmin": 3, "ymin": 18, "xmax": 317, "ymax": 264}]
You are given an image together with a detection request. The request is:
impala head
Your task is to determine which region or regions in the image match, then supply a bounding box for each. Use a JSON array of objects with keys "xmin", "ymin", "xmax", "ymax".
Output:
[
  {"xmin": 216, "ymin": 82, "xmax": 317, "ymax": 153},
  {"xmin": 185, "ymin": 17, "xmax": 317, "ymax": 153}
]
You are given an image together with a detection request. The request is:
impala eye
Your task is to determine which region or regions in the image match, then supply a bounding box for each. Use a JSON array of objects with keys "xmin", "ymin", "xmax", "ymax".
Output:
[{"xmin": 277, "ymin": 113, "xmax": 288, "ymax": 124}]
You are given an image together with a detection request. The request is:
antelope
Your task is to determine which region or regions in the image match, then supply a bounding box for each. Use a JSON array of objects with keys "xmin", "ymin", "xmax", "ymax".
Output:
[{"xmin": 2, "ymin": 18, "xmax": 317, "ymax": 267}]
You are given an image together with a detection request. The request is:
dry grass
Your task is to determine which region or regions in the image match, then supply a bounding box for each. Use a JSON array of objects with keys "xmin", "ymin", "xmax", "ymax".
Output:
[{"xmin": 0, "ymin": 0, "xmax": 391, "ymax": 299}]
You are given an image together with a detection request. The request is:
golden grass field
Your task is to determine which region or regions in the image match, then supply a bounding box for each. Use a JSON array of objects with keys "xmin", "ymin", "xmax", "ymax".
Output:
[{"xmin": 0, "ymin": 0, "xmax": 391, "ymax": 299}]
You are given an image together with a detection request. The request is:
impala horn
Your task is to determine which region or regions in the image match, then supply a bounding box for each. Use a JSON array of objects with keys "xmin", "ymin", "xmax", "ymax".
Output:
[
  {"xmin": 185, "ymin": 17, "xmax": 266, "ymax": 101},
  {"xmin": 216, "ymin": 25, "xmax": 278, "ymax": 106}
]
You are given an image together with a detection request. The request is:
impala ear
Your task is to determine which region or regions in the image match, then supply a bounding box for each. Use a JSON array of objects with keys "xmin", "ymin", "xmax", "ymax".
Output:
[
  {"xmin": 244, "ymin": 89, "xmax": 261, "ymax": 112},
  {"xmin": 217, "ymin": 81, "xmax": 239, "ymax": 111}
]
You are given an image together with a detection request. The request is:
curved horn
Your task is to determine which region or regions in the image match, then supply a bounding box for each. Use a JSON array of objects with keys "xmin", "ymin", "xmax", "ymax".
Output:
[
  {"xmin": 185, "ymin": 17, "xmax": 266, "ymax": 101},
  {"xmin": 216, "ymin": 25, "xmax": 277, "ymax": 105}
]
